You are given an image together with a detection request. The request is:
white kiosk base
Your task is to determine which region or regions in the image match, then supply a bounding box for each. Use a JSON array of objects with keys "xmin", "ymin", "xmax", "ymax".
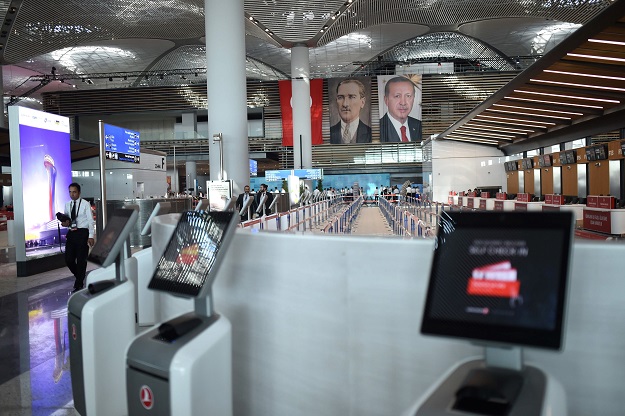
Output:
[
  {"xmin": 126, "ymin": 313, "xmax": 233, "ymax": 416},
  {"xmin": 403, "ymin": 358, "xmax": 566, "ymax": 416},
  {"xmin": 68, "ymin": 280, "xmax": 136, "ymax": 416}
]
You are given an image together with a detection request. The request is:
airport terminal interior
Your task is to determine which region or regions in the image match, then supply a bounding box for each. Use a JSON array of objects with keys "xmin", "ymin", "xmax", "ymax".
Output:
[{"xmin": 1, "ymin": 0, "xmax": 625, "ymax": 415}]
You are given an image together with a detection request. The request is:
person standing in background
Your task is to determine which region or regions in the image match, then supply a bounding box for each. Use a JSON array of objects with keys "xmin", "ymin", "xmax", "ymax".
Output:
[{"xmin": 60, "ymin": 183, "xmax": 95, "ymax": 292}]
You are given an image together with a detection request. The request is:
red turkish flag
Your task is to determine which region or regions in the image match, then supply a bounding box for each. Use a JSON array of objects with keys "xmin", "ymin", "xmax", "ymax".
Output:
[{"xmin": 279, "ymin": 79, "xmax": 323, "ymax": 146}]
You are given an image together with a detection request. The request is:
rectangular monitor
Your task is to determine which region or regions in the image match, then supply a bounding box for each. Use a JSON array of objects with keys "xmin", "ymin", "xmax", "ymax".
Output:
[
  {"xmin": 148, "ymin": 210, "xmax": 239, "ymax": 298},
  {"xmin": 538, "ymin": 157, "xmax": 544, "ymax": 168},
  {"xmin": 565, "ymin": 150, "xmax": 575, "ymax": 165},
  {"xmin": 504, "ymin": 162, "xmax": 510, "ymax": 172},
  {"xmin": 558, "ymin": 153, "xmax": 565, "ymax": 165},
  {"xmin": 88, "ymin": 208, "xmax": 139, "ymax": 268},
  {"xmin": 595, "ymin": 144, "xmax": 607, "ymax": 160},
  {"xmin": 586, "ymin": 147, "xmax": 596, "ymax": 161},
  {"xmin": 421, "ymin": 211, "xmax": 574, "ymax": 350},
  {"xmin": 542, "ymin": 154, "xmax": 552, "ymax": 167}
]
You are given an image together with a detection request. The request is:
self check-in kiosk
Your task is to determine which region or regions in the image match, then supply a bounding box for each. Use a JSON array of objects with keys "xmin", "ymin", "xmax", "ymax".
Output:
[
  {"xmin": 68, "ymin": 208, "xmax": 139, "ymax": 416},
  {"xmin": 406, "ymin": 211, "xmax": 574, "ymax": 416},
  {"xmin": 125, "ymin": 210, "xmax": 238, "ymax": 416}
]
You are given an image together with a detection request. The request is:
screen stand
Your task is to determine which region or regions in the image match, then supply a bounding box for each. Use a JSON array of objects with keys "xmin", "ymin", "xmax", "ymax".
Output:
[
  {"xmin": 194, "ymin": 289, "xmax": 214, "ymax": 318},
  {"xmin": 485, "ymin": 345, "xmax": 523, "ymax": 371}
]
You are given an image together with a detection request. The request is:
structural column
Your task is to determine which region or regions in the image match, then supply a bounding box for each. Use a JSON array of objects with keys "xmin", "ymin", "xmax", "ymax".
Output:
[
  {"xmin": 0, "ymin": 67, "xmax": 4, "ymax": 128},
  {"xmin": 181, "ymin": 112, "xmax": 198, "ymax": 139},
  {"xmin": 186, "ymin": 161, "xmax": 197, "ymax": 196},
  {"xmin": 291, "ymin": 45, "xmax": 312, "ymax": 169},
  {"xmin": 205, "ymin": 0, "xmax": 248, "ymax": 193}
]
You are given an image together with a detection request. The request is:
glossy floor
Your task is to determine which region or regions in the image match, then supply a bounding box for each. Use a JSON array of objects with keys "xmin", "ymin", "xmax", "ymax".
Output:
[{"xmin": 0, "ymin": 259, "xmax": 98, "ymax": 416}]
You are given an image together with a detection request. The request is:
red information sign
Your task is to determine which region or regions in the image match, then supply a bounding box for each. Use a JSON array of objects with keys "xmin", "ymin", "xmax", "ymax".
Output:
[
  {"xmin": 553, "ymin": 195, "xmax": 564, "ymax": 205},
  {"xmin": 494, "ymin": 201, "xmax": 504, "ymax": 211},
  {"xmin": 598, "ymin": 196, "xmax": 615, "ymax": 209},
  {"xmin": 545, "ymin": 194, "xmax": 553, "ymax": 205},
  {"xmin": 586, "ymin": 196, "xmax": 599, "ymax": 208},
  {"xmin": 458, "ymin": 196, "xmax": 464, "ymax": 206},
  {"xmin": 542, "ymin": 205, "xmax": 560, "ymax": 212},
  {"xmin": 517, "ymin": 193, "xmax": 530, "ymax": 203},
  {"xmin": 583, "ymin": 210, "xmax": 612, "ymax": 234},
  {"xmin": 479, "ymin": 199, "xmax": 487, "ymax": 210},
  {"xmin": 496, "ymin": 192, "xmax": 507, "ymax": 200},
  {"xmin": 467, "ymin": 198, "xmax": 474, "ymax": 209},
  {"xmin": 481, "ymin": 192, "xmax": 490, "ymax": 198},
  {"xmin": 140, "ymin": 385, "xmax": 154, "ymax": 410},
  {"xmin": 448, "ymin": 196, "xmax": 454, "ymax": 204}
]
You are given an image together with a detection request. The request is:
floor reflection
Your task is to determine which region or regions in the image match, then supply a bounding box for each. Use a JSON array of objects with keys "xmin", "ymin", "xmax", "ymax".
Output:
[{"xmin": 0, "ymin": 276, "xmax": 78, "ymax": 415}]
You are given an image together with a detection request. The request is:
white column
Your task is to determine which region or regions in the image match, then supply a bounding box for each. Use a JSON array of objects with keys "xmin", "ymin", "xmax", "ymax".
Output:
[
  {"xmin": 291, "ymin": 45, "xmax": 312, "ymax": 169},
  {"xmin": 186, "ymin": 161, "xmax": 197, "ymax": 196},
  {"xmin": 181, "ymin": 112, "xmax": 197, "ymax": 139},
  {"xmin": 205, "ymin": 0, "xmax": 248, "ymax": 194},
  {"xmin": 0, "ymin": 67, "xmax": 4, "ymax": 128}
]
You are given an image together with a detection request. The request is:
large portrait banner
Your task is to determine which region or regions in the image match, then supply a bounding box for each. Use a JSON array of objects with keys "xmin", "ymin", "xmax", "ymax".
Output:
[
  {"xmin": 377, "ymin": 75, "xmax": 423, "ymax": 143},
  {"xmin": 327, "ymin": 77, "xmax": 372, "ymax": 144}
]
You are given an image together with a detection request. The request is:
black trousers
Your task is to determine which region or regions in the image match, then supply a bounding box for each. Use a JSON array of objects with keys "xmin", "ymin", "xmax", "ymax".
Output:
[{"xmin": 65, "ymin": 228, "xmax": 89, "ymax": 289}]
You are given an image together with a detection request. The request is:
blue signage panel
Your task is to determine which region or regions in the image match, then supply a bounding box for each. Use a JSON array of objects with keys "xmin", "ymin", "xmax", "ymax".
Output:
[
  {"xmin": 103, "ymin": 123, "xmax": 140, "ymax": 163},
  {"xmin": 265, "ymin": 169, "xmax": 323, "ymax": 181},
  {"xmin": 250, "ymin": 159, "xmax": 258, "ymax": 177}
]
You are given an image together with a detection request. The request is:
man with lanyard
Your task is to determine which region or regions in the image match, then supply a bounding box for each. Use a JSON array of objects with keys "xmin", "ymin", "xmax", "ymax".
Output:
[{"xmin": 61, "ymin": 183, "xmax": 95, "ymax": 292}]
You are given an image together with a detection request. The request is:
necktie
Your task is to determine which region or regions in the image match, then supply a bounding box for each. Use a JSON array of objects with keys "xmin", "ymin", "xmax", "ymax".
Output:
[
  {"xmin": 71, "ymin": 201, "xmax": 76, "ymax": 220},
  {"xmin": 400, "ymin": 125, "xmax": 408, "ymax": 142},
  {"xmin": 342, "ymin": 123, "xmax": 350, "ymax": 143}
]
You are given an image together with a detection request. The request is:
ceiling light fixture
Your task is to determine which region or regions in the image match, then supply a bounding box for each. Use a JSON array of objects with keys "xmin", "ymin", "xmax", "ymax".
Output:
[
  {"xmin": 567, "ymin": 53, "xmax": 625, "ymax": 63},
  {"xmin": 514, "ymin": 89, "xmax": 619, "ymax": 103},
  {"xmin": 588, "ymin": 38, "xmax": 625, "ymax": 47},
  {"xmin": 464, "ymin": 123, "xmax": 535, "ymax": 133},
  {"xmin": 492, "ymin": 103, "xmax": 583, "ymax": 116},
  {"xmin": 476, "ymin": 114, "xmax": 555, "ymax": 126},
  {"xmin": 530, "ymin": 78, "xmax": 625, "ymax": 93},
  {"xmin": 474, "ymin": 115, "xmax": 550, "ymax": 129},
  {"xmin": 455, "ymin": 129, "xmax": 516, "ymax": 140},
  {"xmin": 487, "ymin": 108, "xmax": 571, "ymax": 120},
  {"xmin": 543, "ymin": 69, "xmax": 625, "ymax": 82},
  {"xmin": 108, "ymin": 77, "xmax": 113, "ymax": 81},
  {"xmin": 505, "ymin": 96, "xmax": 605, "ymax": 109}
]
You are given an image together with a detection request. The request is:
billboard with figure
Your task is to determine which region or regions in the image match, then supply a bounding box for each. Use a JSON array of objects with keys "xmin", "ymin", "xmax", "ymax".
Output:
[
  {"xmin": 327, "ymin": 77, "xmax": 372, "ymax": 144},
  {"xmin": 377, "ymin": 75, "xmax": 423, "ymax": 143}
]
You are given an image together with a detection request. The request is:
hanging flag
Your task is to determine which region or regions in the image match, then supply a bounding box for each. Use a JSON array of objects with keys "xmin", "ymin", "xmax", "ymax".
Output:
[{"xmin": 279, "ymin": 79, "xmax": 323, "ymax": 146}]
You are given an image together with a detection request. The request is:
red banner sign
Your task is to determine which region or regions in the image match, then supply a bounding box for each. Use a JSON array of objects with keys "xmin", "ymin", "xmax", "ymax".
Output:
[
  {"xmin": 583, "ymin": 210, "xmax": 612, "ymax": 234},
  {"xmin": 515, "ymin": 203, "xmax": 527, "ymax": 211},
  {"xmin": 598, "ymin": 196, "xmax": 615, "ymax": 209},
  {"xmin": 467, "ymin": 198, "xmax": 474, "ymax": 209},
  {"xmin": 586, "ymin": 196, "xmax": 598, "ymax": 208},
  {"xmin": 479, "ymin": 199, "xmax": 486, "ymax": 210},
  {"xmin": 279, "ymin": 79, "xmax": 323, "ymax": 146},
  {"xmin": 545, "ymin": 194, "xmax": 553, "ymax": 205},
  {"xmin": 517, "ymin": 193, "xmax": 530, "ymax": 203},
  {"xmin": 542, "ymin": 205, "xmax": 560, "ymax": 212},
  {"xmin": 494, "ymin": 201, "xmax": 504, "ymax": 211},
  {"xmin": 496, "ymin": 192, "xmax": 507, "ymax": 200}
]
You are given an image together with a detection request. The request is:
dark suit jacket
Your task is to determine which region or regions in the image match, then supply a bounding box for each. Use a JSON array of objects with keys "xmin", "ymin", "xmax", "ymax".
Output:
[
  {"xmin": 255, "ymin": 191, "xmax": 274, "ymax": 214},
  {"xmin": 236, "ymin": 193, "xmax": 256, "ymax": 219},
  {"xmin": 379, "ymin": 113, "xmax": 422, "ymax": 143},
  {"xmin": 330, "ymin": 120, "xmax": 372, "ymax": 144}
]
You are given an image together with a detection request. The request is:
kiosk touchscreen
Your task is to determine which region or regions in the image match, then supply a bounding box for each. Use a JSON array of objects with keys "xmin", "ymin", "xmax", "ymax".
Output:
[
  {"xmin": 126, "ymin": 210, "xmax": 238, "ymax": 416},
  {"xmin": 414, "ymin": 211, "xmax": 574, "ymax": 416}
]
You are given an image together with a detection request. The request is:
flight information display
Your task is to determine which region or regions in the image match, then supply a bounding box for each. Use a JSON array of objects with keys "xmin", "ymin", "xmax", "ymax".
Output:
[
  {"xmin": 265, "ymin": 169, "xmax": 323, "ymax": 181},
  {"xmin": 103, "ymin": 123, "xmax": 140, "ymax": 163}
]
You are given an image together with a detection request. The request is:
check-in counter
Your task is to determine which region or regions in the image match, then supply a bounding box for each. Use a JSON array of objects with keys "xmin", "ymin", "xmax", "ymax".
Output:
[
  {"xmin": 582, "ymin": 207, "xmax": 625, "ymax": 235},
  {"xmin": 543, "ymin": 204, "xmax": 585, "ymax": 221},
  {"xmin": 493, "ymin": 199, "xmax": 516, "ymax": 211},
  {"xmin": 477, "ymin": 198, "xmax": 495, "ymax": 211},
  {"xmin": 514, "ymin": 201, "xmax": 544, "ymax": 211}
]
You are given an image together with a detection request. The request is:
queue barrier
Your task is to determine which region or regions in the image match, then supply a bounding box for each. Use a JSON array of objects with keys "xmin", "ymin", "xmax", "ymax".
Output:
[{"xmin": 322, "ymin": 196, "xmax": 363, "ymax": 234}]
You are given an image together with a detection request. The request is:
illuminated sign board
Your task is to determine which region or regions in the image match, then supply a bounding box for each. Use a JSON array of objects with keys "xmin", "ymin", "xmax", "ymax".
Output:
[
  {"xmin": 265, "ymin": 169, "xmax": 323, "ymax": 182},
  {"xmin": 103, "ymin": 123, "xmax": 140, "ymax": 163},
  {"xmin": 250, "ymin": 159, "xmax": 258, "ymax": 177}
]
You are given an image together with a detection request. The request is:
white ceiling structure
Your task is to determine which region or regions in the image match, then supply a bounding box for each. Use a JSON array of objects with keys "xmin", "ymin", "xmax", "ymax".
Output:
[{"xmin": 0, "ymin": 0, "xmax": 614, "ymax": 108}]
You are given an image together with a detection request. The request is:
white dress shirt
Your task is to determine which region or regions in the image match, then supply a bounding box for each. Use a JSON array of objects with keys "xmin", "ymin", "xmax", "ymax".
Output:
[
  {"xmin": 65, "ymin": 198, "xmax": 95, "ymax": 238},
  {"xmin": 388, "ymin": 114, "xmax": 412, "ymax": 141},
  {"xmin": 340, "ymin": 119, "xmax": 360, "ymax": 144}
]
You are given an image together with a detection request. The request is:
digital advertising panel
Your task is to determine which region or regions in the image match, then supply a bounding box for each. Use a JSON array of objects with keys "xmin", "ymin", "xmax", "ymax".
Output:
[
  {"xmin": 103, "ymin": 123, "xmax": 140, "ymax": 163},
  {"xmin": 9, "ymin": 106, "xmax": 72, "ymax": 263}
]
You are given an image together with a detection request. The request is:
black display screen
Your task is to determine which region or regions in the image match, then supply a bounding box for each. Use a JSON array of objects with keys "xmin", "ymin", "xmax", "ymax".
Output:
[
  {"xmin": 88, "ymin": 209, "xmax": 137, "ymax": 267},
  {"xmin": 565, "ymin": 150, "xmax": 575, "ymax": 165},
  {"xmin": 543, "ymin": 154, "xmax": 551, "ymax": 167},
  {"xmin": 558, "ymin": 153, "xmax": 566, "ymax": 165},
  {"xmin": 421, "ymin": 211, "xmax": 573, "ymax": 350},
  {"xmin": 148, "ymin": 210, "xmax": 238, "ymax": 297},
  {"xmin": 586, "ymin": 147, "xmax": 596, "ymax": 161}
]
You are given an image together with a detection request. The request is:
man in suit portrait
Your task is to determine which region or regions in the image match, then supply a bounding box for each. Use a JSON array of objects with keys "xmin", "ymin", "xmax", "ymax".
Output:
[
  {"xmin": 330, "ymin": 79, "xmax": 372, "ymax": 144},
  {"xmin": 236, "ymin": 185, "xmax": 256, "ymax": 221},
  {"xmin": 380, "ymin": 76, "xmax": 422, "ymax": 143}
]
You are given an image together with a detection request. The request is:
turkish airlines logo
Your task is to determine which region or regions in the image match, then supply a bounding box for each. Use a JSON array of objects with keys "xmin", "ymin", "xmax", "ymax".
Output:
[{"xmin": 140, "ymin": 385, "xmax": 154, "ymax": 410}]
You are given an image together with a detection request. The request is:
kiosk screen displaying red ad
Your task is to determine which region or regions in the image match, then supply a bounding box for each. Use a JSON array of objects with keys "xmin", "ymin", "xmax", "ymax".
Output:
[{"xmin": 422, "ymin": 212, "xmax": 573, "ymax": 350}]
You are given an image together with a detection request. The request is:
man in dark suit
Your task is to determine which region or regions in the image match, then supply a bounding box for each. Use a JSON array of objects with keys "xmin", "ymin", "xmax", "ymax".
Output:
[
  {"xmin": 255, "ymin": 183, "xmax": 274, "ymax": 216},
  {"xmin": 380, "ymin": 76, "xmax": 422, "ymax": 143},
  {"xmin": 330, "ymin": 79, "xmax": 372, "ymax": 144},
  {"xmin": 236, "ymin": 185, "xmax": 256, "ymax": 221}
]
